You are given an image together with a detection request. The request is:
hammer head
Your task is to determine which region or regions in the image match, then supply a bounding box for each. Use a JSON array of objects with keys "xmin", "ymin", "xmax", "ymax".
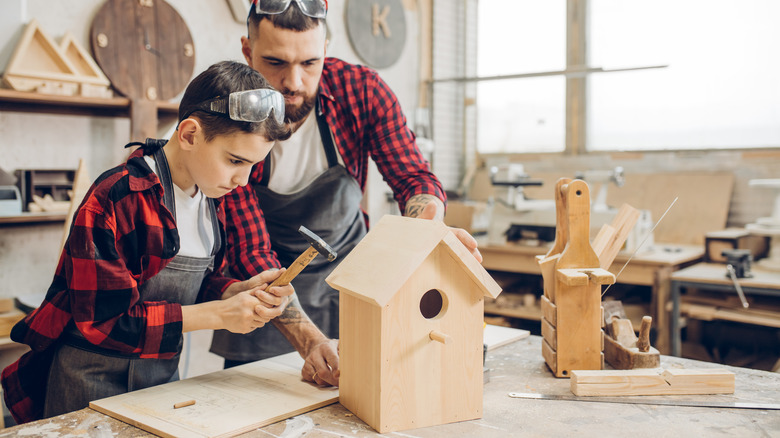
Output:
[{"xmin": 298, "ymin": 225, "xmax": 337, "ymax": 262}]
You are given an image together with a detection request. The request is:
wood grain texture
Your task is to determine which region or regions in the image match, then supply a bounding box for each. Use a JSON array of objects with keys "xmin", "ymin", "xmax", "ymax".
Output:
[
  {"xmin": 603, "ymin": 335, "xmax": 660, "ymax": 370},
  {"xmin": 339, "ymin": 250, "xmax": 485, "ymax": 433},
  {"xmin": 593, "ymin": 203, "xmax": 640, "ymax": 270},
  {"xmin": 89, "ymin": 353, "xmax": 338, "ymax": 438},
  {"xmin": 552, "ymin": 276, "xmax": 603, "ymax": 377},
  {"xmin": 269, "ymin": 246, "xmax": 319, "ymax": 288},
  {"xmin": 571, "ymin": 369, "xmax": 735, "ymax": 396},
  {"xmin": 545, "ymin": 178, "xmax": 572, "ymax": 258},
  {"xmin": 557, "ymin": 180, "xmax": 599, "ymax": 270},
  {"xmin": 326, "ymin": 215, "xmax": 500, "ymax": 306},
  {"xmin": 91, "ymin": 0, "xmax": 194, "ymax": 100},
  {"xmin": 540, "ymin": 295, "xmax": 557, "ymax": 327}
]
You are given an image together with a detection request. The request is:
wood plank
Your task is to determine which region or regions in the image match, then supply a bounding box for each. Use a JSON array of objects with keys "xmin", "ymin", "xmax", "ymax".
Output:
[
  {"xmin": 90, "ymin": 352, "xmax": 338, "ymax": 438},
  {"xmin": 483, "ymin": 324, "xmax": 530, "ymax": 351},
  {"xmin": 542, "ymin": 339, "xmax": 557, "ymax": 374},
  {"xmin": 595, "ymin": 203, "xmax": 640, "ymax": 270},
  {"xmin": 571, "ymin": 369, "xmax": 735, "ymax": 396},
  {"xmin": 680, "ymin": 302, "xmax": 780, "ymax": 328},
  {"xmin": 607, "ymin": 172, "xmax": 734, "ymax": 245},
  {"xmin": 541, "ymin": 295, "xmax": 557, "ymax": 326},
  {"xmin": 541, "ymin": 317, "xmax": 557, "ymax": 350},
  {"xmin": 0, "ymin": 309, "xmax": 25, "ymax": 337}
]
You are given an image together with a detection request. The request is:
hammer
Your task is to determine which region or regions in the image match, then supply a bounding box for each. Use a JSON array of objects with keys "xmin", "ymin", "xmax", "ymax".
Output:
[{"xmin": 268, "ymin": 225, "xmax": 337, "ymax": 289}]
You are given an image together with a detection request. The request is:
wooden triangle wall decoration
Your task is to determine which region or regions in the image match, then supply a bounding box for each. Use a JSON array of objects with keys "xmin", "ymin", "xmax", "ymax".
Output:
[{"xmin": 3, "ymin": 19, "xmax": 111, "ymax": 97}]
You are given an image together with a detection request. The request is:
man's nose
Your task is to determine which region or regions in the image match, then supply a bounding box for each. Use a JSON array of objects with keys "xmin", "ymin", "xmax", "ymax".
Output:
[{"xmin": 282, "ymin": 66, "xmax": 304, "ymax": 91}]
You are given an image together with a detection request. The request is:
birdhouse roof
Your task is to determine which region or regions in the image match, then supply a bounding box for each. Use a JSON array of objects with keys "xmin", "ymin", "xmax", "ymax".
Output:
[{"xmin": 325, "ymin": 215, "xmax": 501, "ymax": 307}]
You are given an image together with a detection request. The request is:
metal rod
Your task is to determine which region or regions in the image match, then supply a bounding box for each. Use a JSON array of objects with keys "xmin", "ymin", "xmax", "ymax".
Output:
[
  {"xmin": 602, "ymin": 197, "xmax": 679, "ymax": 297},
  {"xmin": 726, "ymin": 264, "xmax": 751, "ymax": 308},
  {"xmin": 429, "ymin": 64, "xmax": 669, "ymax": 84}
]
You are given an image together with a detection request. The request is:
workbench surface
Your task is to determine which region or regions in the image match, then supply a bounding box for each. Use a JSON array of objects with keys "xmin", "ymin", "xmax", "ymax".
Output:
[{"xmin": 2, "ymin": 335, "xmax": 778, "ymax": 437}]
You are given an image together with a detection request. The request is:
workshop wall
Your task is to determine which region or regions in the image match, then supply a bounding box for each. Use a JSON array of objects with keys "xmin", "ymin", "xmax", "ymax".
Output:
[{"xmin": 0, "ymin": 0, "xmax": 421, "ymax": 299}]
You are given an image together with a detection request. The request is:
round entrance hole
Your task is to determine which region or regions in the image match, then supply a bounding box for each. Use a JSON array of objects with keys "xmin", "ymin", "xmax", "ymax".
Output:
[{"xmin": 419, "ymin": 289, "xmax": 447, "ymax": 319}]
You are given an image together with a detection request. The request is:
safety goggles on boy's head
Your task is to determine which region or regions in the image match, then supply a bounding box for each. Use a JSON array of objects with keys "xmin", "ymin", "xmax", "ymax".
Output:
[
  {"xmin": 183, "ymin": 89, "xmax": 285, "ymax": 124},
  {"xmin": 250, "ymin": 0, "xmax": 328, "ymax": 19}
]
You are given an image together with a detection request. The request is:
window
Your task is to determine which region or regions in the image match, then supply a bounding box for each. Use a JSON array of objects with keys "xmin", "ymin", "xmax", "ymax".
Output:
[
  {"xmin": 476, "ymin": 0, "xmax": 566, "ymax": 153},
  {"xmin": 588, "ymin": 0, "xmax": 780, "ymax": 151},
  {"xmin": 463, "ymin": 0, "xmax": 780, "ymax": 154}
]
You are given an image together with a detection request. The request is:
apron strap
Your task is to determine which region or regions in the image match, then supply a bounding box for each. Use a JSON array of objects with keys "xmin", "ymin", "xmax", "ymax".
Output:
[
  {"xmin": 124, "ymin": 139, "xmax": 176, "ymax": 216},
  {"xmin": 207, "ymin": 198, "xmax": 222, "ymax": 258},
  {"xmin": 150, "ymin": 142, "xmax": 177, "ymax": 219},
  {"xmin": 260, "ymin": 96, "xmax": 339, "ymax": 186}
]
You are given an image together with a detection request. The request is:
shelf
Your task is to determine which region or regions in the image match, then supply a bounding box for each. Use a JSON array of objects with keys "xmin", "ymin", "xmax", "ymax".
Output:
[
  {"xmin": 0, "ymin": 212, "xmax": 66, "ymax": 225},
  {"xmin": 0, "ymin": 88, "xmax": 178, "ymax": 118}
]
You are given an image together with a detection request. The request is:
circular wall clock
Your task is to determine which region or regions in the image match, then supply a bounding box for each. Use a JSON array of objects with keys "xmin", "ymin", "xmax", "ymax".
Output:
[{"xmin": 90, "ymin": 0, "xmax": 195, "ymax": 101}]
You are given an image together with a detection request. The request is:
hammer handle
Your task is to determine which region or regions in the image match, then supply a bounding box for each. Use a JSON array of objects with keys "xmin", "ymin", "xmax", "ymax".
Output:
[{"xmin": 268, "ymin": 246, "xmax": 320, "ymax": 288}]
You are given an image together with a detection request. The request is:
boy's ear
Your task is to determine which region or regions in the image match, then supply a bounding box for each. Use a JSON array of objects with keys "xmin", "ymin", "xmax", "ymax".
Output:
[{"xmin": 177, "ymin": 118, "xmax": 201, "ymax": 150}]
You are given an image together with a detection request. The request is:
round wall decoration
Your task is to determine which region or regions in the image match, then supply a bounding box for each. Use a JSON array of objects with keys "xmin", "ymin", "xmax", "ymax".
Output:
[{"xmin": 345, "ymin": 0, "xmax": 407, "ymax": 69}]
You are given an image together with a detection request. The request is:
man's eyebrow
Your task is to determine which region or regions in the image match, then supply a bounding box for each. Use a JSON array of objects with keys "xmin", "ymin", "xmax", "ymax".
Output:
[
  {"xmin": 262, "ymin": 55, "xmax": 286, "ymax": 63},
  {"xmin": 262, "ymin": 55, "xmax": 322, "ymax": 63}
]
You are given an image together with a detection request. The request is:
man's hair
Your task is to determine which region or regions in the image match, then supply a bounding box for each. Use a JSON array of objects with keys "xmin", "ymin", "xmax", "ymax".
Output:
[
  {"xmin": 178, "ymin": 61, "xmax": 291, "ymax": 142},
  {"xmin": 247, "ymin": 2, "xmax": 324, "ymax": 36}
]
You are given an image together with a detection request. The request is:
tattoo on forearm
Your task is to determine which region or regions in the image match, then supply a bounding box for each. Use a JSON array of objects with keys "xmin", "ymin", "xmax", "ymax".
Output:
[
  {"xmin": 405, "ymin": 194, "xmax": 444, "ymax": 220},
  {"xmin": 277, "ymin": 296, "xmax": 306, "ymax": 324}
]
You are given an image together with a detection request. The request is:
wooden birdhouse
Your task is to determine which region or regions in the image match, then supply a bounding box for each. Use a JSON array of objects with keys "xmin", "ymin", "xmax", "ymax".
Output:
[{"xmin": 326, "ymin": 215, "xmax": 502, "ymax": 433}]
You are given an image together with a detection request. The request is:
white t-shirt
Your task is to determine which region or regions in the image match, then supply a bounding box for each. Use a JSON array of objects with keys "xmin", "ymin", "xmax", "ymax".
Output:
[
  {"xmin": 144, "ymin": 155, "xmax": 213, "ymax": 258},
  {"xmin": 267, "ymin": 113, "xmax": 343, "ymax": 194}
]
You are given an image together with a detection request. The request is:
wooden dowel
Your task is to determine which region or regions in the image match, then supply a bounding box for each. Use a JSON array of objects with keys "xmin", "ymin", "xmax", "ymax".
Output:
[
  {"xmin": 637, "ymin": 316, "xmax": 652, "ymax": 352},
  {"xmin": 173, "ymin": 400, "xmax": 196, "ymax": 409},
  {"xmin": 429, "ymin": 330, "xmax": 451, "ymax": 344}
]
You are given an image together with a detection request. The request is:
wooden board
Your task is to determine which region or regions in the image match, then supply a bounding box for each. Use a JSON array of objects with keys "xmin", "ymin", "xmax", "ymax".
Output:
[
  {"xmin": 607, "ymin": 172, "xmax": 734, "ymax": 245},
  {"xmin": 520, "ymin": 171, "xmax": 734, "ymax": 245},
  {"xmin": 484, "ymin": 324, "xmax": 530, "ymax": 351},
  {"xmin": 89, "ymin": 352, "xmax": 338, "ymax": 438},
  {"xmin": 571, "ymin": 368, "xmax": 735, "ymax": 396},
  {"xmin": 0, "ymin": 309, "xmax": 25, "ymax": 337}
]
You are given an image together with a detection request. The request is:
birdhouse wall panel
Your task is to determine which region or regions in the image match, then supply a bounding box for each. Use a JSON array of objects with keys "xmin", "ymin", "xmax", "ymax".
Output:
[
  {"xmin": 339, "ymin": 293, "xmax": 382, "ymax": 427},
  {"xmin": 376, "ymin": 252, "xmax": 484, "ymax": 432}
]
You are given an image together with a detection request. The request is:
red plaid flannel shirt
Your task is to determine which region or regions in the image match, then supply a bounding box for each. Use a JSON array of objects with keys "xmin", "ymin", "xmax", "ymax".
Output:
[
  {"xmin": 1, "ymin": 144, "xmax": 237, "ymax": 423},
  {"xmin": 224, "ymin": 57, "xmax": 446, "ymax": 279}
]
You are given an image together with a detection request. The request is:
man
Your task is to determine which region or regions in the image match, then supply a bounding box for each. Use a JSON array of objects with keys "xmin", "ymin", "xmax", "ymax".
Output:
[{"xmin": 210, "ymin": 0, "xmax": 482, "ymax": 386}]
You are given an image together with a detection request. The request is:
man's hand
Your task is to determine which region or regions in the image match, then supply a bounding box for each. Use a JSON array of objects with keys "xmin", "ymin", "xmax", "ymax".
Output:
[
  {"xmin": 407, "ymin": 196, "xmax": 483, "ymax": 263},
  {"xmin": 301, "ymin": 339, "xmax": 339, "ymax": 386}
]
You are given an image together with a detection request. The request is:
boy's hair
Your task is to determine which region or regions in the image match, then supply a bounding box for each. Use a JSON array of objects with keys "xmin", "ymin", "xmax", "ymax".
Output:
[
  {"xmin": 247, "ymin": 2, "xmax": 323, "ymax": 36},
  {"xmin": 178, "ymin": 61, "xmax": 291, "ymax": 142}
]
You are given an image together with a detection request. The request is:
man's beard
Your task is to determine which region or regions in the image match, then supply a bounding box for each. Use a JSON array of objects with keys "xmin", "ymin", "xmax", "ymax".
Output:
[{"xmin": 284, "ymin": 91, "xmax": 316, "ymax": 124}]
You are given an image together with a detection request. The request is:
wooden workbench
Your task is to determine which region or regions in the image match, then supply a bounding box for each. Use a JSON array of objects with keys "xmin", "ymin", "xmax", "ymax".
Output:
[
  {"xmin": 481, "ymin": 243, "xmax": 704, "ymax": 354},
  {"xmin": 670, "ymin": 262, "xmax": 780, "ymax": 357},
  {"xmin": 3, "ymin": 335, "xmax": 778, "ymax": 437}
]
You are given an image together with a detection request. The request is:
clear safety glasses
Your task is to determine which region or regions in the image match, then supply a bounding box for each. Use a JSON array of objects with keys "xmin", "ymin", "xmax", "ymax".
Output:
[
  {"xmin": 185, "ymin": 89, "xmax": 285, "ymax": 124},
  {"xmin": 251, "ymin": 0, "xmax": 328, "ymax": 19}
]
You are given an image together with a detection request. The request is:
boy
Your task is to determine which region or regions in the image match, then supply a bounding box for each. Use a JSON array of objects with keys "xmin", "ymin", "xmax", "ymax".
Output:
[{"xmin": 2, "ymin": 61, "xmax": 293, "ymax": 423}]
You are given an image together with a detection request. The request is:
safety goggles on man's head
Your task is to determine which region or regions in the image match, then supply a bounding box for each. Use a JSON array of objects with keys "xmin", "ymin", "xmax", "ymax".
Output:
[
  {"xmin": 250, "ymin": 0, "xmax": 328, "ymax": 19},
  {"xmin": 183, "ymin": 89, "xmax": 285, "ymax": 125}
]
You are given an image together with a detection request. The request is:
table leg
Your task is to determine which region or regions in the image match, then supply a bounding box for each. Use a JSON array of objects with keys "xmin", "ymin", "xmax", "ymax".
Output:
[
  {"xmin": 653, "ymin": 266, "xmax": 673, "ymax": 355},
  {"xmin": 671, "ymin": 280, "xmax": 682, "ymax": 357}
]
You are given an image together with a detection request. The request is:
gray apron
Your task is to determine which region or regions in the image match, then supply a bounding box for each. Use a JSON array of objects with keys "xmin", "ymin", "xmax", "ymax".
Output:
[
  {"xmin": 211, "ymin": 100, "xmax": 367, "ymax": 362},
  {"xmin": 43, "ymin": 142, "xmax": 221, "ymax": 417}
]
